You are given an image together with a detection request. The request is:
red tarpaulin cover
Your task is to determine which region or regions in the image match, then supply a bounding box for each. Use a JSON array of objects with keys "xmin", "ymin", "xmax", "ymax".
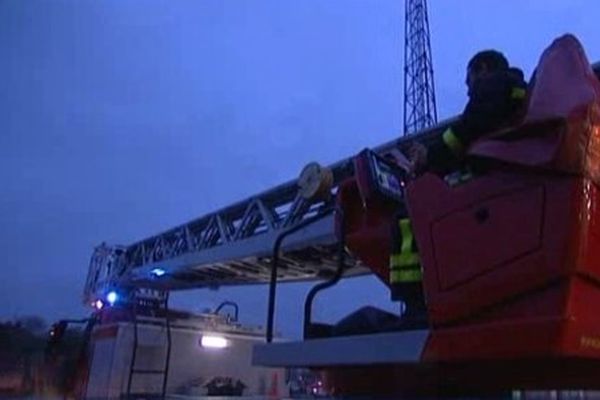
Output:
[{"xmin": 470, "ymin": 34, "xmax": 600, "ymax": 180}]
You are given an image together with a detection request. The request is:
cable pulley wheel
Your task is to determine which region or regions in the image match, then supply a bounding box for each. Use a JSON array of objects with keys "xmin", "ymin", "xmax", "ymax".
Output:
[{"xmin": 298, "ymin": 162, "xmax": 334, "ymax": 202}]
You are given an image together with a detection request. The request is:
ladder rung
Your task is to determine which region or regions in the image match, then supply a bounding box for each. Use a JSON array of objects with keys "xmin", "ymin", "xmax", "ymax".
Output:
[{"xmin": 131, "ymin": 369, "xmax": 165, "ymax": 375}]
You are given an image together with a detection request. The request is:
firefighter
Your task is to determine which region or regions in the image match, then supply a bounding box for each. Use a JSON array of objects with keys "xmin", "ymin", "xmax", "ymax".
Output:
[
  {"xmin": 389, "ymin": 50, "xmax": 528, "ymax": 324},
  {"xmin": 407, "ymin": 49, "xmax": 528, "ymax": 174}
]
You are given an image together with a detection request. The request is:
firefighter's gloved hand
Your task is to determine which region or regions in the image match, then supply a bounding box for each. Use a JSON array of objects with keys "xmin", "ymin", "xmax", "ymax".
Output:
[{"xmin": 407, "ymin": 142, "xmax": 428, "ymax": 176}]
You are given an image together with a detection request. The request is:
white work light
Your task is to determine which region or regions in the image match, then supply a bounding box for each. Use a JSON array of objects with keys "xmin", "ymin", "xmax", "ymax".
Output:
[{"xmin": 200, "ymin": 335, "xmax": 229, "ymax": 349}]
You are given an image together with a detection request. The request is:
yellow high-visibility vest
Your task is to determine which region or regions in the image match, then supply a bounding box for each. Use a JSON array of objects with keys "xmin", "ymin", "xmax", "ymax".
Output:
[{"xmin": 389, "ymin": 218, "xmax": 422, "ymax": 284}]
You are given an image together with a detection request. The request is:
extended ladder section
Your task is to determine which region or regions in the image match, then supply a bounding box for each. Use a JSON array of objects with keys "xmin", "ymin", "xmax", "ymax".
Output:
[
  {"xmin": 126, "ymin": 293, "xmax": 172, "ymax": 400},
  {"xmin": 83, "ymin": 122, "xmax": 450, "ymax": 304},
  {"xmin": 83, "ymin": 58, "xmax": 600, "ymax": 303},
  {"xmin": 85, "ymin": 58, "xmax": 600, "ymax": 303}
]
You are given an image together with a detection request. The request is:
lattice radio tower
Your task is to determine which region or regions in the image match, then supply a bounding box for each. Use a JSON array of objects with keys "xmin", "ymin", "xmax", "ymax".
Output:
[{"xmin": 403, "ymin": 0, "xmax": 437, "ymax": 135}]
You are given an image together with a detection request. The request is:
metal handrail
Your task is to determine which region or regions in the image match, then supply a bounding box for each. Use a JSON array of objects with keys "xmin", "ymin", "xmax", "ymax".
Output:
[
  {"xmin": 215, "ymin": 300, "xmax": 239, "ymax": 322},
  {"xmin": 265, "ymin": 207, "xmax": 335, "ymax": 343},
  {"xmin": 303, "ymin": 208, "xmax": 346, "ymax": 338}
]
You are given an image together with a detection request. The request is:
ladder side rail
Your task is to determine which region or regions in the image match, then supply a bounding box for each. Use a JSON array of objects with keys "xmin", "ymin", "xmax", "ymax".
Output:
[{"xmin": 91, "ymin": 119, "xmax": 454, "ymax": 298}]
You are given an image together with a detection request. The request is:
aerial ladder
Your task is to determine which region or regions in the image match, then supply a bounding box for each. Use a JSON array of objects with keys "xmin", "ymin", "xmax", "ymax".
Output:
[
  {"xmin": 84, "ymin": 0, "xmax": 439, "ymax": 305},
  {"xmin": 83, "ymin": 32, "xmax": 600, "ymax": 397},
  {"xmin": 79, "ymin": 0, "xmax": 600, "ymax": 395}
]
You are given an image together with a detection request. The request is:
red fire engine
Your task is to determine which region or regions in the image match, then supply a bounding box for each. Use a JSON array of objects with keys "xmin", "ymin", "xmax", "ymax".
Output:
[{"xmin": 80, "ymin": 34, "xmax": 600, "ymax": 398}]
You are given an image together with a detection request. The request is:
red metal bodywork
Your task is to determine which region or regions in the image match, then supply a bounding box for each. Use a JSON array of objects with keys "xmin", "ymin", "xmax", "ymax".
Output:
[
  {"xmin": 331, "ymin": 34, "xmax": 600, "ymax": 394},
  {"xmin": 336, "ymin": 175, "xmax": 396, "ymax": 284},
  {"xmin": 410, "ymin": 34, "xmax": 600, "ymax": 361}
]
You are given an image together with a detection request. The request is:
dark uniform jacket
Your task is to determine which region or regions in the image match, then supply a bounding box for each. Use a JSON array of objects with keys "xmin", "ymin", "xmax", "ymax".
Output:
[{"xmin": 426, "ymin": 67, "xmax": 528, "ymax": 173}]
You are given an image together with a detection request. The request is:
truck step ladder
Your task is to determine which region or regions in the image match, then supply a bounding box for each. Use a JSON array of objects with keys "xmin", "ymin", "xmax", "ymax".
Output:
[{"xmin": 125, "ymin": 291, "xmax": 172, "ymax": 400}]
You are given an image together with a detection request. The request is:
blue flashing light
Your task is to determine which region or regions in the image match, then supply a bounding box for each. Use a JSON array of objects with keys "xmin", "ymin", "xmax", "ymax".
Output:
[
  {"xmin": 106, "ymin": 291, "xmax": 118, "ymax": 305},
  {"xmin": 151, "ymin": 268, "xmax": 166, "ymax": 277}
]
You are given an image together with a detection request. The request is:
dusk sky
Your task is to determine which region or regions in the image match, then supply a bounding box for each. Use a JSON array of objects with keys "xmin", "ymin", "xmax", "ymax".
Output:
[{"xmin": 2, "ymin": 0, "xmax": 600, "ymax": 338}]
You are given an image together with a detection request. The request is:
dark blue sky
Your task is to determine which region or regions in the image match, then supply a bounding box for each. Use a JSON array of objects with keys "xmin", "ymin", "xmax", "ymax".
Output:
[{"xmin": 1, "ymin": 0, "xmax": 599, "ymax": 337}]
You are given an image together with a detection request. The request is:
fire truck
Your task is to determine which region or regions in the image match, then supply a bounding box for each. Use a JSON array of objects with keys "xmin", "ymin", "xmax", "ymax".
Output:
[
  {"xmin": 81, "ymin": 34, "xmax": 600, "ymax": 398},
  {"xmin": 47, "ymin": 300, "xmax": 288, "ymax": 399}
]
